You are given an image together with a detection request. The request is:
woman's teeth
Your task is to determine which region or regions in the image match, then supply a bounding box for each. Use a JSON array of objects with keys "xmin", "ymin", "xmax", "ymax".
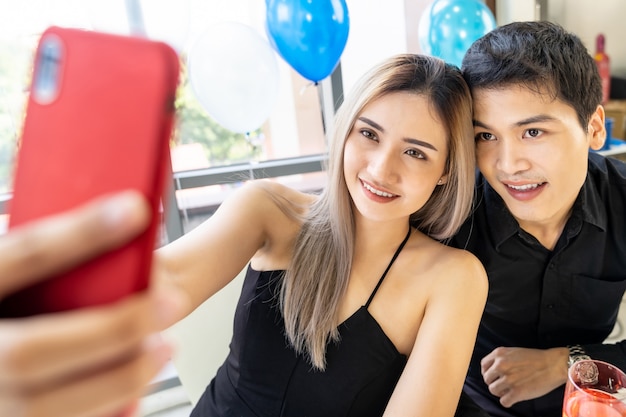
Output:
[{"xmin": 363, "ymin": 182, "xmax": 394, "ymax": 197}]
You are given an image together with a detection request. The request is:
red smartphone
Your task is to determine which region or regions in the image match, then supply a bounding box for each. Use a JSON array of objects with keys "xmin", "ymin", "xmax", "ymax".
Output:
[{"xmin": 0, "ymin": 26, "xmax": 180, "ymax": 317}]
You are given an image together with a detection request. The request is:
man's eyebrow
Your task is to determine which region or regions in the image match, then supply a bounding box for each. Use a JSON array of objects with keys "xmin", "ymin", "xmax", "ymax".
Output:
[
  {"xmin": 513, "ymin": 114, "xmax": 558, "ymax": 126},
  {"xmin": 473, "ymin": 114, "xmax": 558, "ymax": 129},
  {"xmin": 473, "ymin": 120, "xmax": 490, "ymax": 129},
  {"xmin": 358, "ymin": 116, "xmax": 438, "ymax": 151}
]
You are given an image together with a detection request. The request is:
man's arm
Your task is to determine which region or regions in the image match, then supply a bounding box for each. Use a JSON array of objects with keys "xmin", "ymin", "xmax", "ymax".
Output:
[
  {"xmin": 480, "ymin": 347, "xmax": 568, "ymax": 408},
  {"xmin": 480, "ymin": 339, "xmax": 626, "ymax": 409}
]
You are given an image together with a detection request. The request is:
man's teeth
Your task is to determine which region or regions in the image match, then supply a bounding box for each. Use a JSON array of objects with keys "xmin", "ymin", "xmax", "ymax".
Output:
[
  {"xmin": 507, "ymin": 183, "xmax": 541, "ymax": 191},
  {"xmin": 363, "ymin": 182, "xmax": 394, "ymax": 197}
]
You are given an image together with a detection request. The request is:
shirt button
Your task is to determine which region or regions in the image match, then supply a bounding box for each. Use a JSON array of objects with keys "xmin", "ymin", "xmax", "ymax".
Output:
[{"xmin": 547, "ymin": 304, "xmax": 555, "ymax": 309}]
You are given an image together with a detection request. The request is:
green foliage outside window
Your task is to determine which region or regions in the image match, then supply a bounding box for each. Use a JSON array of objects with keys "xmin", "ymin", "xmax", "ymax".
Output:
[
  {"xmin": 172, "ymin": 57, "xmax": 264, "ymax": 168},
  {"xmin": 0, "ymin": 39, "xmax": 30, "ymax": 194},
  {"xmin": 0, "ymin": 46, "xmax": 263, "ymax": 194}
]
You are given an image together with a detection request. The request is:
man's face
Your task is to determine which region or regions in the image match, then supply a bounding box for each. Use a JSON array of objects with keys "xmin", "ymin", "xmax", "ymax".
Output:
[{"xmin": 472, "ymin": 85, "xmax": 605, "ymax": 237}]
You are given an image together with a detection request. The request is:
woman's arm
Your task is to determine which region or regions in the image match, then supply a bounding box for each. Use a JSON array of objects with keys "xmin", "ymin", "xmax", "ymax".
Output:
[
  {"xmin": 384, "ymin": 250, "xmax": 488, "ymax": 417},
  {"xmin": 154, "ymin": 180, "xmax": 302, "ymax": 326}
]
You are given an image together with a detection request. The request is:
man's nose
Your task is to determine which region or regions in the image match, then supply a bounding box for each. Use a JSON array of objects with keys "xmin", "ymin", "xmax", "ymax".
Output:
[{"xmin": 495, "ymin": 138, "xmax": 531, "ymax": 174}]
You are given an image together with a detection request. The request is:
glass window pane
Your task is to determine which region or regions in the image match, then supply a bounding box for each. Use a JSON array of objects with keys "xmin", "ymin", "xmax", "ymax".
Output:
[{"xmin": 0, "ymin": 0, "xmax": 332, "ymax": 235}]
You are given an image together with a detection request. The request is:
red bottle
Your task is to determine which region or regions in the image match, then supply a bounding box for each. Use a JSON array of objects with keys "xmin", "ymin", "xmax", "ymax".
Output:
[{"xmin": 594, "ymin": 33, "xmax": 611, "ymax": 104}]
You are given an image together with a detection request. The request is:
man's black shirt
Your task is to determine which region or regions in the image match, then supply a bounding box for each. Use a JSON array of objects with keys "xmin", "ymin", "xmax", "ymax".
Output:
[{"xmin": 450, "ymin": 152, "xmax": 626, "ymax": 417}]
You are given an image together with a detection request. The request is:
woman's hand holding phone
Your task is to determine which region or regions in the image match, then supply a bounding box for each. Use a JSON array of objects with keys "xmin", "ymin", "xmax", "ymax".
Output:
[{"xmin": 0, "ymin": 192, "xmax": 185, "ymax": 417}]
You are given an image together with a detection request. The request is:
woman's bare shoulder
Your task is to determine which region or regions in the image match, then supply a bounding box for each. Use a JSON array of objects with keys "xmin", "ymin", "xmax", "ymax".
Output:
[
  {"xmin": 433, "ymin": 243, "xmax": 488, "ymax": 297},
  {"xmin": 405, "ymin": 233, "xmax": 487, "ymax": 289},
  {"xmin": 244, "ymin": 180, "xmax": 317, "ymax": 269},
  {"xmin": 245, "ymin": 180, "xmax": 316, "ymax": 206},
  {"xmin": 225, "ymin": 180, "xmax": 316, "ymax": 217}
]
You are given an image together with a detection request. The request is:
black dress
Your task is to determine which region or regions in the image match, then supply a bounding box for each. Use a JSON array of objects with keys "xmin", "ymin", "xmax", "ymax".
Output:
[{"xmin": 191, "ymin": 230, "xmax": 411, "ymax": 417}]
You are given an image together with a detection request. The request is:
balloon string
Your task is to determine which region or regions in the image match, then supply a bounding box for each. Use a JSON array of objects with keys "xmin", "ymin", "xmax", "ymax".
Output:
[
  {"xmin": 245, "ymin": 131, "xmax": 255, "ymax": 180},
  {"xmin": 299, "ymin": 81, "xmax": 317, "ymax": 96}
]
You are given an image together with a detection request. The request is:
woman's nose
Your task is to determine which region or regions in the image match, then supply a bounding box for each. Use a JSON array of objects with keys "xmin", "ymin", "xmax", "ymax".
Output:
[{"xmin": 369, "ymin": 149, "xmax": 398, "ymax": 182}]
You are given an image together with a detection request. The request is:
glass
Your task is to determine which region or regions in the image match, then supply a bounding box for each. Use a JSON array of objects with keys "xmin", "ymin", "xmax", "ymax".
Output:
[{"xmin": 563, "ymin": 359, "xmax": 626, "ymax": 417}]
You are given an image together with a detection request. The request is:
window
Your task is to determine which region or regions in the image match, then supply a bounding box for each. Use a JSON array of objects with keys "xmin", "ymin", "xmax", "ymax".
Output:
[{"xmin": 0, "ymin": 0, "xmax": 331, "ymax": 236}]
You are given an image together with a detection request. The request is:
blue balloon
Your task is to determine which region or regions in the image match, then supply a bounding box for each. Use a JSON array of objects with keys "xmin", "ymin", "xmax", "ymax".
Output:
[
  {"xmin": 266, "ymin": 0, "xmax": 350, "ymax": 83},
  {"xmin": 418, "ymin": 0, "xmax": 496, "ymax": 68}
]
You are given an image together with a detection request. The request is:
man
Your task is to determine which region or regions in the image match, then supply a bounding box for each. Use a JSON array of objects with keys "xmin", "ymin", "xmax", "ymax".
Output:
[{"xmin": 450, "ymin": 21, "xmax": 626, "ymax": 417}]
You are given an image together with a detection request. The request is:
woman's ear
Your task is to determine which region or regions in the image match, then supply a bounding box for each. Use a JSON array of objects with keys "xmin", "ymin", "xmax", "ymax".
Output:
[
  {"xmin": 437, "ymin": 175, "xmax": 448, "ymax": 186},
  {"xmin": 589, "ymin": 105, "xmax": 607, "ymax": 151}
]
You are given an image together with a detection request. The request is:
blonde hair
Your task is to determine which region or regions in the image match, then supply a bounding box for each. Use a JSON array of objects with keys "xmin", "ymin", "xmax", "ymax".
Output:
[{"xmin": 280, "ymin": 54, "xmax": 475, "ymax": 369}]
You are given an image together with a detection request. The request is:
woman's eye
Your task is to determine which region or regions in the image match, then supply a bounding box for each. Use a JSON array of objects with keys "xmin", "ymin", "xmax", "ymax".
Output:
[
  {"xmin": 406, "ymin": 149, "xmax": 426, "ymax": 159},
  {"xmin": 474, "ymin": 132, "xmax": 495, "ymax": 141},
  {"xmin": 361, "ymin": 129, "xmax": 378, "ymax": 141}
]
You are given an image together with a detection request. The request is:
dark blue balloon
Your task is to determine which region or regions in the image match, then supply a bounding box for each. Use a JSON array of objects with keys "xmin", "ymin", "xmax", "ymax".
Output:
[
  {"xmin": 266, "ymin": 0, "xmax": 350, "ymax": 83},
  {"xmin": 418, "ymin": 0, "xmax": 496, "ymax": 68}
]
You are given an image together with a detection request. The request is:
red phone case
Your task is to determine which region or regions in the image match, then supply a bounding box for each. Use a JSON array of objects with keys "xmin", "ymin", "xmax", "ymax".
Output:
[{"xmin": 0, "ymin": 26, "xmax": 180, "ymax": 317}]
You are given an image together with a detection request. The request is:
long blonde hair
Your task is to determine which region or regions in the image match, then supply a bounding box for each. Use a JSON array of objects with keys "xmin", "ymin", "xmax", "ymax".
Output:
[{"xmin": 280, "ymin": 54, "xmax": 475, "ymax": 369}]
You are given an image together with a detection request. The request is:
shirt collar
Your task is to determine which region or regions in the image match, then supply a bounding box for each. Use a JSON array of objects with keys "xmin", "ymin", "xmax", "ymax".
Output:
[
  {"xmin": 478, "ymin": 164, "xmax": 606, "ymax": 250},
  {"xmin": 479, "ymin": 176, "xmax": 518, "ymax": 249},
  {"xmin": 579, "ymin": 160, "xmax": 606, "ymax": 232}
]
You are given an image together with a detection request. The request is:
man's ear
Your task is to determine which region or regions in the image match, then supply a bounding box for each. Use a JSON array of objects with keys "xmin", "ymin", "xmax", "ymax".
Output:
[{"xmin": 589, "ymin": 105, "xmax": 607, "ymax": 151}]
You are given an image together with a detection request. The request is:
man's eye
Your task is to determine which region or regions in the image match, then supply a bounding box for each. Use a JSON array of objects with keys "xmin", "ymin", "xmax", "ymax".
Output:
[
  {"xmin": 475, "ymin": 132, "xmax": 495, "ymax": 141},
  {"xmin": 525, "ymin": 128, "xmax": 542, "ymax": 138}
]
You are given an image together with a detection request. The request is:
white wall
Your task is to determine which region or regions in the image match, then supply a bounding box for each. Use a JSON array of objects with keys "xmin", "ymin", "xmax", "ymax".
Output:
[
  {"xmin": 341, "ymin": 0, "xmax": 409, "ymax": 96},
  {"xmin": 163, "ymin": 268, "xmax": 246, "ymax": 405},
  {"xmin": 498, "ymin": 0, "xmax": 626, "ymax": 76},
  {"xmin": 496, "ymin": 0, "xmax": 541, "ymax": 23},
  {"xmin": 550, "ymin": 0, "xmax": 626, "ymax": 76}
]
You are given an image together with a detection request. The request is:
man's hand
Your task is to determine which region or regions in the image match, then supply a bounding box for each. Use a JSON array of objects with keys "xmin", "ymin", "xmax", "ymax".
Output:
[{"xmin": 480, "ymin": 346, "xmax": 570, "ymax": 408}]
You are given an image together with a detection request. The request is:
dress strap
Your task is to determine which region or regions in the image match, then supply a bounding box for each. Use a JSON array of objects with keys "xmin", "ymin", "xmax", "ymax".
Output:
[{"xmin": 364, "ymin": 226, "xmax": 412, "ymax": 308}]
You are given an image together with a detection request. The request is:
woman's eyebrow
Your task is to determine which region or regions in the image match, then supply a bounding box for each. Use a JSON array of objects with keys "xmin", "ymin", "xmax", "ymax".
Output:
[
  {"xmin": 358, "ymin": 116, "xmax": 384, "ymax": 132},
  {"xmin": 404, "ymin": 137, "xmax": 438, "ymax": 151},
  {"xmin": 358, "ymin": 116, "xmax": 438, "ymax": 151}
]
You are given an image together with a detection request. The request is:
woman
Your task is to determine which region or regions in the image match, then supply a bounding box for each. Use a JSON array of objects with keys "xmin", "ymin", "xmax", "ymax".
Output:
[{"xmin": 155, "ymin": 54, "xmax": 488, "ymax": 416}]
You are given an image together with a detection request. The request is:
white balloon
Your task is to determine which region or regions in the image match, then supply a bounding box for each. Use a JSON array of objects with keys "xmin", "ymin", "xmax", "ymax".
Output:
[{"xmin": 188, "ymin": 22, "xmax": 280, "ymax": 134}]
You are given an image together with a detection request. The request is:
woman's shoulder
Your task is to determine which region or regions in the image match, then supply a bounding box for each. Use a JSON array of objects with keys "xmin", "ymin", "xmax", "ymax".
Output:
[
  {"xmin": 228, "ymin": 180, "xmax": 316, "ymax": 215},
  {"xmin": 405, "ymin": 233, "xmax": 487, "ymax": 288},
  {"xmin": 436, "ymin": 242, "xmax": 483, "ymax": 268},
  {"xmin": 242, "ymin": 179, "xmax": 316, "ymax": 205},
  {"xmin": 242, "ymin": 181, "xmax": 316, "ymax": 269},
  {"xmin": 235, "ymin": 180, "xmax": 318, "ymax": 241},
  {"xmin": 434, "ymin": 244, "xmax": 488, "ymax": 297}
]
